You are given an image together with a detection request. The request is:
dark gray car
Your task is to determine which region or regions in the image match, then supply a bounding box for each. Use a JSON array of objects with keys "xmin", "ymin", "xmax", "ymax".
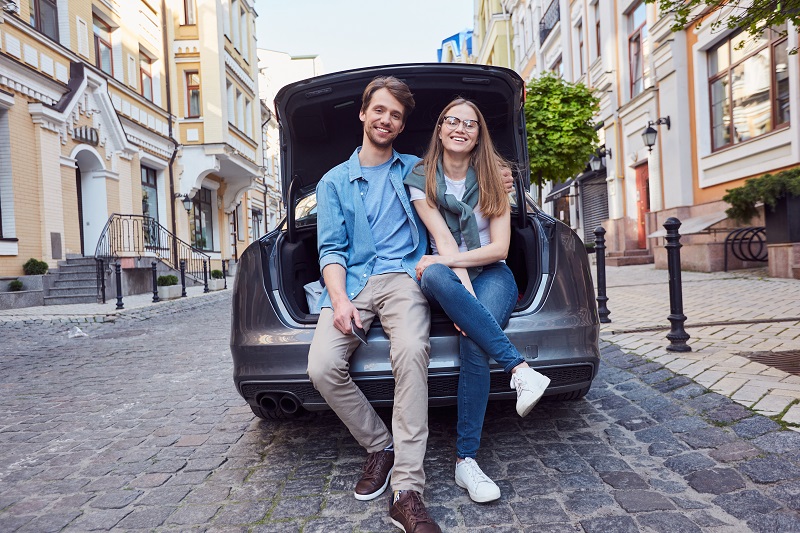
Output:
[{"xmin": 231, "ymin": 64, "xmax": 600, "ymax": 420}]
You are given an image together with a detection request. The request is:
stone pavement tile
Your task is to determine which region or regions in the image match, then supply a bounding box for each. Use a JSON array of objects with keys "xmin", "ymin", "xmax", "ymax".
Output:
[
  {"xmin": 752, "ymin": 394, "xmax": 795, "ymax": 415},
  {"xmin": 67, "ymin": 508, "xmax": 131, "ymax": 531},
  {"xmin": 713, "ymin": 490, "xmax": 782, "ymax": 520},
  {"xmin": 115, "ymin": 505, "xmax": 176, "ymax": 529},
  {"xmin": 636, "ymin": 512, "xmax": 704, "ymax": 533},
  {"xmin": 747, "ymin": 512, "xmax": 800, "ymax": 533},
  {"xmin": 709, "ymin": 441, "xmax": 762, "ymax": 463},
  {"xmin": 783, "ymin": 403, "xmax": 800, "ymax": 425},
  {"xmin": 694, "ymin": 370, "xmax": 728, "ymax": 387},
  {"xmin": 164, "ymin": 503, "xmax": 221, "ymax": 525},
  {"xmin": 710, "ymin": 376, "xmax": 747, "ymax": 396},
  {"xmin": 685, "ymin": 468, "xmax": 746, "ymax": 494},
  {"xmin": 731, "ymin": 416, "xmax": 782, "ymax": 439},
  {"xmin": 738, "ymin": 455, "xmax": 800, "ymax": 484},
  {"xmin": 731, "ymin": 385, "xmax": 767, "ymax": 405},
  {"xmin": 580, "ymin": 515, "xmax": 639, "ymax": 533}
]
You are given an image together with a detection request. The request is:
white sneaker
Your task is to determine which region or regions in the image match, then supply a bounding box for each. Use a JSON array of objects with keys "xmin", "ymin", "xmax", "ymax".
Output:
[
  {"xmin": 455, "ymin": 458, "xmax": 501, "ymax": 503},
  {"xmin": 511, "ymin": 367, "xmax": 550, "ymax": 417}
]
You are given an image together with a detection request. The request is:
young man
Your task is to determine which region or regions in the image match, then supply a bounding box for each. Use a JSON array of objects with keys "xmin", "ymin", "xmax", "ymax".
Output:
[{"xmin": 306, "ymin": 76, "xmax": 441, "ymax": 533}]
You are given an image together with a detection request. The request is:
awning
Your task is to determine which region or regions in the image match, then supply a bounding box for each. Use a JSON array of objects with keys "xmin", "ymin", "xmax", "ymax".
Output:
[
  {"xmin": 544, "ymin": 179, "xmax": 574, "ymax": 203},
  {"xmin": 647, "ymin": 211, "xmax": 729, "ymax": 238}
]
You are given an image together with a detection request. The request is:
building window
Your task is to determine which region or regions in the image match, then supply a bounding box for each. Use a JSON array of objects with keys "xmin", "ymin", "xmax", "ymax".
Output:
[
  {"xmin": 628, "ymin": 2, "xmax": 647, "ymax": 97},
  {"xmin": 226, "ymin": 81, "xmax": 234, "ymax": 125},
  {"xmin": 245, "ymin": 98, "xmax": 252, "ymax": 137},
  {"xmin": 140, "ymin": 52, "xmax": 153, "ymax": 101},
  {"xmin": 183, "ymin": 0, "xmax": 196, "ymax": 25},
  {"xmin": 594, "ymin": 3, "xmax": 601, "ymax": 60},
  {"xmin": 551, "ymin": 55, "xmax": 563, "ymax": 77},
  {"xmin": 191, "ymin": 187, "xmax": 214, "ymax": 251},
  {"xmin": 231, "ymin": 0, "xmax": 240, "ymax": 49},
  {"xmin": 240, "ymin": 8, "xmax": 249, "ymax": 59},
  {"xmin": 30, "ymin": 0, "xmax": 59, "ymax": 41},
  {"xmin": 186, "ymin": 72, "xmax": 201, "ymax": 118},
  {"xmin": 236, "ymin": 89, "xmax": 244, "ymax": 130},
  {"xmin": 577, "ymin": 21, "xmax": 585, "ymax": 75},
  {"xmin": 93, "ymin": 17, "xmax": 114, "ymax": 76},
  {"xmin": 708, "ymin": 27, "xmax": 790, "ymax": 151}
]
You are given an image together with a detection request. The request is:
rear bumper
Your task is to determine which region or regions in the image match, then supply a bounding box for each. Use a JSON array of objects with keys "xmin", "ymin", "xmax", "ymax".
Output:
[{"xmin": 237, "ymin": 361, "xmax": 597, "ymax": 411}]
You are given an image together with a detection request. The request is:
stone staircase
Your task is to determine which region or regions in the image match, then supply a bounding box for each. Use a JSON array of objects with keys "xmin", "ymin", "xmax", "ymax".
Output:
[
  {"xmin": 43, "ymin": 256, "xmax": 98, "ymax": 305},
  {"xmin": 606, "ymin": 249, "xmax": 654, "ymax": 267}
]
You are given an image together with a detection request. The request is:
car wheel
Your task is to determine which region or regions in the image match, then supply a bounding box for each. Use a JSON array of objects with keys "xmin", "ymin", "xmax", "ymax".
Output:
[{"xmin": 547, "ymin": 385, "xmax": 590, "ymax": 401}]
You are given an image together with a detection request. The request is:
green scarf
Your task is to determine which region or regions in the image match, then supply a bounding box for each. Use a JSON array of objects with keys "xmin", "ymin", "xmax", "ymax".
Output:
[{"xmin": 405, "ymin": 159, "xmax": 483, "ymax": 280}]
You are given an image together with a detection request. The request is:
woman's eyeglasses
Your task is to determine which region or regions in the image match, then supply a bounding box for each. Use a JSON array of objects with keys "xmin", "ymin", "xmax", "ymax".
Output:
[{"xmin": 442, "ymin": 116, "xmax": 479, "ymax": 132}]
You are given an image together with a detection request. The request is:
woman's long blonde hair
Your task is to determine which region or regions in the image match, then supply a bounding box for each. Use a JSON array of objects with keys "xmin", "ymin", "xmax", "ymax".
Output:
[{"xmin": 418, "ymin": 98, "xmax": 510, "ymax": 219}]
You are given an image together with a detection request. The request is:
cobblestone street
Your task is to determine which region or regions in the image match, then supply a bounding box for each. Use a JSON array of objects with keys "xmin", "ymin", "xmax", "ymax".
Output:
[{"xmin": 2, "ymin": 291, "xmax": 800, "ymax": 532}]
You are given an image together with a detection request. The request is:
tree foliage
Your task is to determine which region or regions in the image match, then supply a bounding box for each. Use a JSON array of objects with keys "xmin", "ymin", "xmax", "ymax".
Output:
[
  {"xmin": 523, "ymin": 73, "xmax": 600, "ymax": 188},
  {"xmin": 644, "ymin": 0, "xmax": 800, "ymax": 50}
]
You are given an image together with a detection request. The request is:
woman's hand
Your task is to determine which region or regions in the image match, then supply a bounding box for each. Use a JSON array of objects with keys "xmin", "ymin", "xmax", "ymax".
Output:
[{"xmin": 415, "ymin": 254, "xmax": 443, "ymax": 280}]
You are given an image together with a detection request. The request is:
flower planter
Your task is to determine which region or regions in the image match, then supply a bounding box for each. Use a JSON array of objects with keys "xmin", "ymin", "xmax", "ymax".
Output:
[
  {"xmin": 157, "ymin": 285, "xmax": 181, "ymax": 300},
  {"xmin": 208, "ymin": 279, "xmax": 225, "ymax": 291},
  {"xmin": 765, "ymin": 194, "xmax": 800, "ymax": 244}
]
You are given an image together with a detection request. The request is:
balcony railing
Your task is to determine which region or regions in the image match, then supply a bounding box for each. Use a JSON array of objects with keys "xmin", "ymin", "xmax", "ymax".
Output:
[{"xmin": 539, "ymin": 0, "xmax": 560, "ymax": 46}]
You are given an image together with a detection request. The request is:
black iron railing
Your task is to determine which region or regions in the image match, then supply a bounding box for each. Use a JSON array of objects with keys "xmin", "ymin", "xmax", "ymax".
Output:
[
  {"xmin": 539, "ymin": 0, "xmax": 560, "ymax": 45},
  {"xmin": 94, "ymin": 214, "xmax": 211, "ymax": 301}
]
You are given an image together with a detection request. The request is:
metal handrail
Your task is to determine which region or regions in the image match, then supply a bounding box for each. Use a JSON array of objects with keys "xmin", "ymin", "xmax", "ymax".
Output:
[{"xmin": 94, "ymin": 214, "xmax": 211, "ymax": 290}]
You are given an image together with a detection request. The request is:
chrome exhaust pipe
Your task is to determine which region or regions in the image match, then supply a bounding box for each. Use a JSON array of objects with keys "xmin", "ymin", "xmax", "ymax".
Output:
[
  {"xmin": 258, "ymin": 393, "xmax": 279, "ymax": 412},
  {"xmin": 279, "ymin": 394, "xmax": 300, "ymax": 414}
]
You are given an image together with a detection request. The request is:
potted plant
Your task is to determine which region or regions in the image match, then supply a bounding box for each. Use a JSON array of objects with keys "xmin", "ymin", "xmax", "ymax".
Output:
[
  {"xmin": 209, "ymin": 269, "xmax": 225, "ymax": 290},
  {"xmin": 157, "ymin": 274, "xmax": 181, "ymax": 300},
  {"xmin": 723, "ymin": 168, "xmax": 800, "ymax": 243}
]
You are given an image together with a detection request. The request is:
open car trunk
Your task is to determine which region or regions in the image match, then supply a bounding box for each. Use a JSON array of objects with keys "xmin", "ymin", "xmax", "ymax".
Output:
[{"xmin": 269, "ymin": 64, "xmax": 540, "ymax": 325}]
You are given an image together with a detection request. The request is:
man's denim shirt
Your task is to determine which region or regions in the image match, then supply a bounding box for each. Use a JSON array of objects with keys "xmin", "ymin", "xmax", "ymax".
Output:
[{"xmin": 316, "ymin": 148, "xmax": 428, "ymax": 309}]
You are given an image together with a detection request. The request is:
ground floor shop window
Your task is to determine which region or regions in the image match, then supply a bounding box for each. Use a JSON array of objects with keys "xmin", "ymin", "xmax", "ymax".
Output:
[{"xmin": 191, "ymin": 187, "xmax": 214, "ymax": 251}]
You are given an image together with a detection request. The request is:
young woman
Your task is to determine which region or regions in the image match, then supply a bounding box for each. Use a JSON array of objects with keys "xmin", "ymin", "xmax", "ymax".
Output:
[{"xmin": 404, "ymin": 98, "xmax": 550, "ymax": 503}]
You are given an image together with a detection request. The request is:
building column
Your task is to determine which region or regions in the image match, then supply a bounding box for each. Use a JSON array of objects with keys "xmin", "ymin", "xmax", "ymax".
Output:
[{"xmin": 29, "ymin": 103, "xmax": 66, "ymax": 264}]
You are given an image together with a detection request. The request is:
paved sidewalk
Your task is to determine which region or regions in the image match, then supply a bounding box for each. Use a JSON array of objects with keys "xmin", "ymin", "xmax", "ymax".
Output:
[
  {"xmin": 599, "ymin": 264, "xmax": 800, "ymax": 429},
  {"xmin": 0, "ymin": 280, "xmax": 231, "ymax": 325}
]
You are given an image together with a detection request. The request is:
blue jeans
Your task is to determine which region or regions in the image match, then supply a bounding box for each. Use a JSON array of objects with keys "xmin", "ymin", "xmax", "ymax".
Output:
[{"xmin": 420, "ymin": 262, "xmax": 524, "ymax": 459}]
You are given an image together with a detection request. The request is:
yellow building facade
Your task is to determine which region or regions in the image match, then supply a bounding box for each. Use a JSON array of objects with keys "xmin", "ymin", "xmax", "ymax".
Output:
[{"xmin": 0, "ymin": 0, "xmax": 263, "ymax": 286}]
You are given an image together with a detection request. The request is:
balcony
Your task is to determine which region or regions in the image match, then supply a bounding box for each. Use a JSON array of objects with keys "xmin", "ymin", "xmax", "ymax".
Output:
[{"xmin": 539, "ymin": 0, "xmax": 560, "ymax": 46}]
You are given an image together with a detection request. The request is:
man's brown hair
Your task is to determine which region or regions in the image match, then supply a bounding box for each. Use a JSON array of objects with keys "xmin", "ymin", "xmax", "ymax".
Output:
[{"xmin": 360, "ymin": 76, "xmax": 415, "ymax": 124}]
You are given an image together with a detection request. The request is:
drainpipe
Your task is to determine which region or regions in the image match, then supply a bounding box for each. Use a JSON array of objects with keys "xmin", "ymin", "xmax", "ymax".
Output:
[
  {"xmin": 161, "ymin": 0, "xmax": 180, "ymax": 263},
  {"xmin": 501, "ymin": 3, "xmax": 512, "ymax": 68}
]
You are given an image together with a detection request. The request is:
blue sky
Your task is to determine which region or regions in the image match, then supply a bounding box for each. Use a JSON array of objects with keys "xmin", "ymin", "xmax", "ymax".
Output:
[{"xmin": 255, "ymin": 0, "xmax": 475, "ymax": 73}]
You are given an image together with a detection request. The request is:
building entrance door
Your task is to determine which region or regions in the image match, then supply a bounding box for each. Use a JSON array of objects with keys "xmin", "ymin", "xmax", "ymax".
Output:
[
  {"xmin": 76, "ymin": 168, "xmax": 85, "ymax": 256},
  {"xmin": 635, "ymin": 163, "xmax": 650, "ymax": 249}
]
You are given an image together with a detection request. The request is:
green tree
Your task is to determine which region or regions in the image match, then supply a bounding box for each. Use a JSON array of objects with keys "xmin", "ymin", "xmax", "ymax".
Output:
[
  {"xmin": 644, "ymin": 0, "xmax": 800, "ymax": 50},
  {"xmin": 524, "ymin": 73, "xmax": 600, "ymax": 198}
]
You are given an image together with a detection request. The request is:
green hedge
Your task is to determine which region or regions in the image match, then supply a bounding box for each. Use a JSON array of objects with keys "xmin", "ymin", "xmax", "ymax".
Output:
[
  {"xmin": 157, "ymin": 274, "xmax": 179, "ymax": 286},
  {"xmin": 22, "ymin": 258, "xmax": 49, "ymax": 275}
]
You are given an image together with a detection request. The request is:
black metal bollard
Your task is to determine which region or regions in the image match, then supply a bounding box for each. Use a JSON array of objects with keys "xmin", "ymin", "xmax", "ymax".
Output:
[
  {"xmin": 114, "ymin": 262, "xmax": 124, "ymax": 310},
  {"xmin": 151, "ymin": 262, "xmax": 160, "ymax": 303},
  {"xmin": 222, "ymin": 259, "xmax": 228, "ymax": 289},
  {"xmin": 663, "ymin": 217, "xmax": 691, "ymax": 352},
  {"xmin": 179, "ymin": 259, "xmax": 187, "ymax": 297},
  {"xmin": 203, "ymin": 260, "xmax": 209, "ymax": 293},
  {"xmin": 594, "ymin": 226, "xmax": 611, "ymax": 323}
]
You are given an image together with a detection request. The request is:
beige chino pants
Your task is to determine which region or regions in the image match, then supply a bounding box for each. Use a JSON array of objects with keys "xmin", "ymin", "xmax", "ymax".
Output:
[{"xmin": 307, "ymin": 272, "xmax": 431, "ymax": 494}]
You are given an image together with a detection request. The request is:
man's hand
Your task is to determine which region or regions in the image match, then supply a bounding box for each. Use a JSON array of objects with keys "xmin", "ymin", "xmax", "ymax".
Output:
[
  {"xmin": 500, "ymin": 166, "xmax": 514, "ymax": 194},
  {"xmin": 331, "ymin": 298, "xmax": 361, "ymax": 335}
]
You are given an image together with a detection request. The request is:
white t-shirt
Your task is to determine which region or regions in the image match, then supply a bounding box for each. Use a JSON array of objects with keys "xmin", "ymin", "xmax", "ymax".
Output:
[{"xmin": 409, "ymin": 175, "xmax": 491, "ymax": 255}]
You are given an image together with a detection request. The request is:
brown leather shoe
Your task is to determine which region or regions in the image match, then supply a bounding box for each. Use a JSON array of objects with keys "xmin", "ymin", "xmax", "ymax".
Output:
[
  {"xmin": 389, "ymin": 490, "xmax": 441, "ymax": 532},
  {"xmin": 354, "ymin": 449, "xmax": 394, "ymax": 501}
]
